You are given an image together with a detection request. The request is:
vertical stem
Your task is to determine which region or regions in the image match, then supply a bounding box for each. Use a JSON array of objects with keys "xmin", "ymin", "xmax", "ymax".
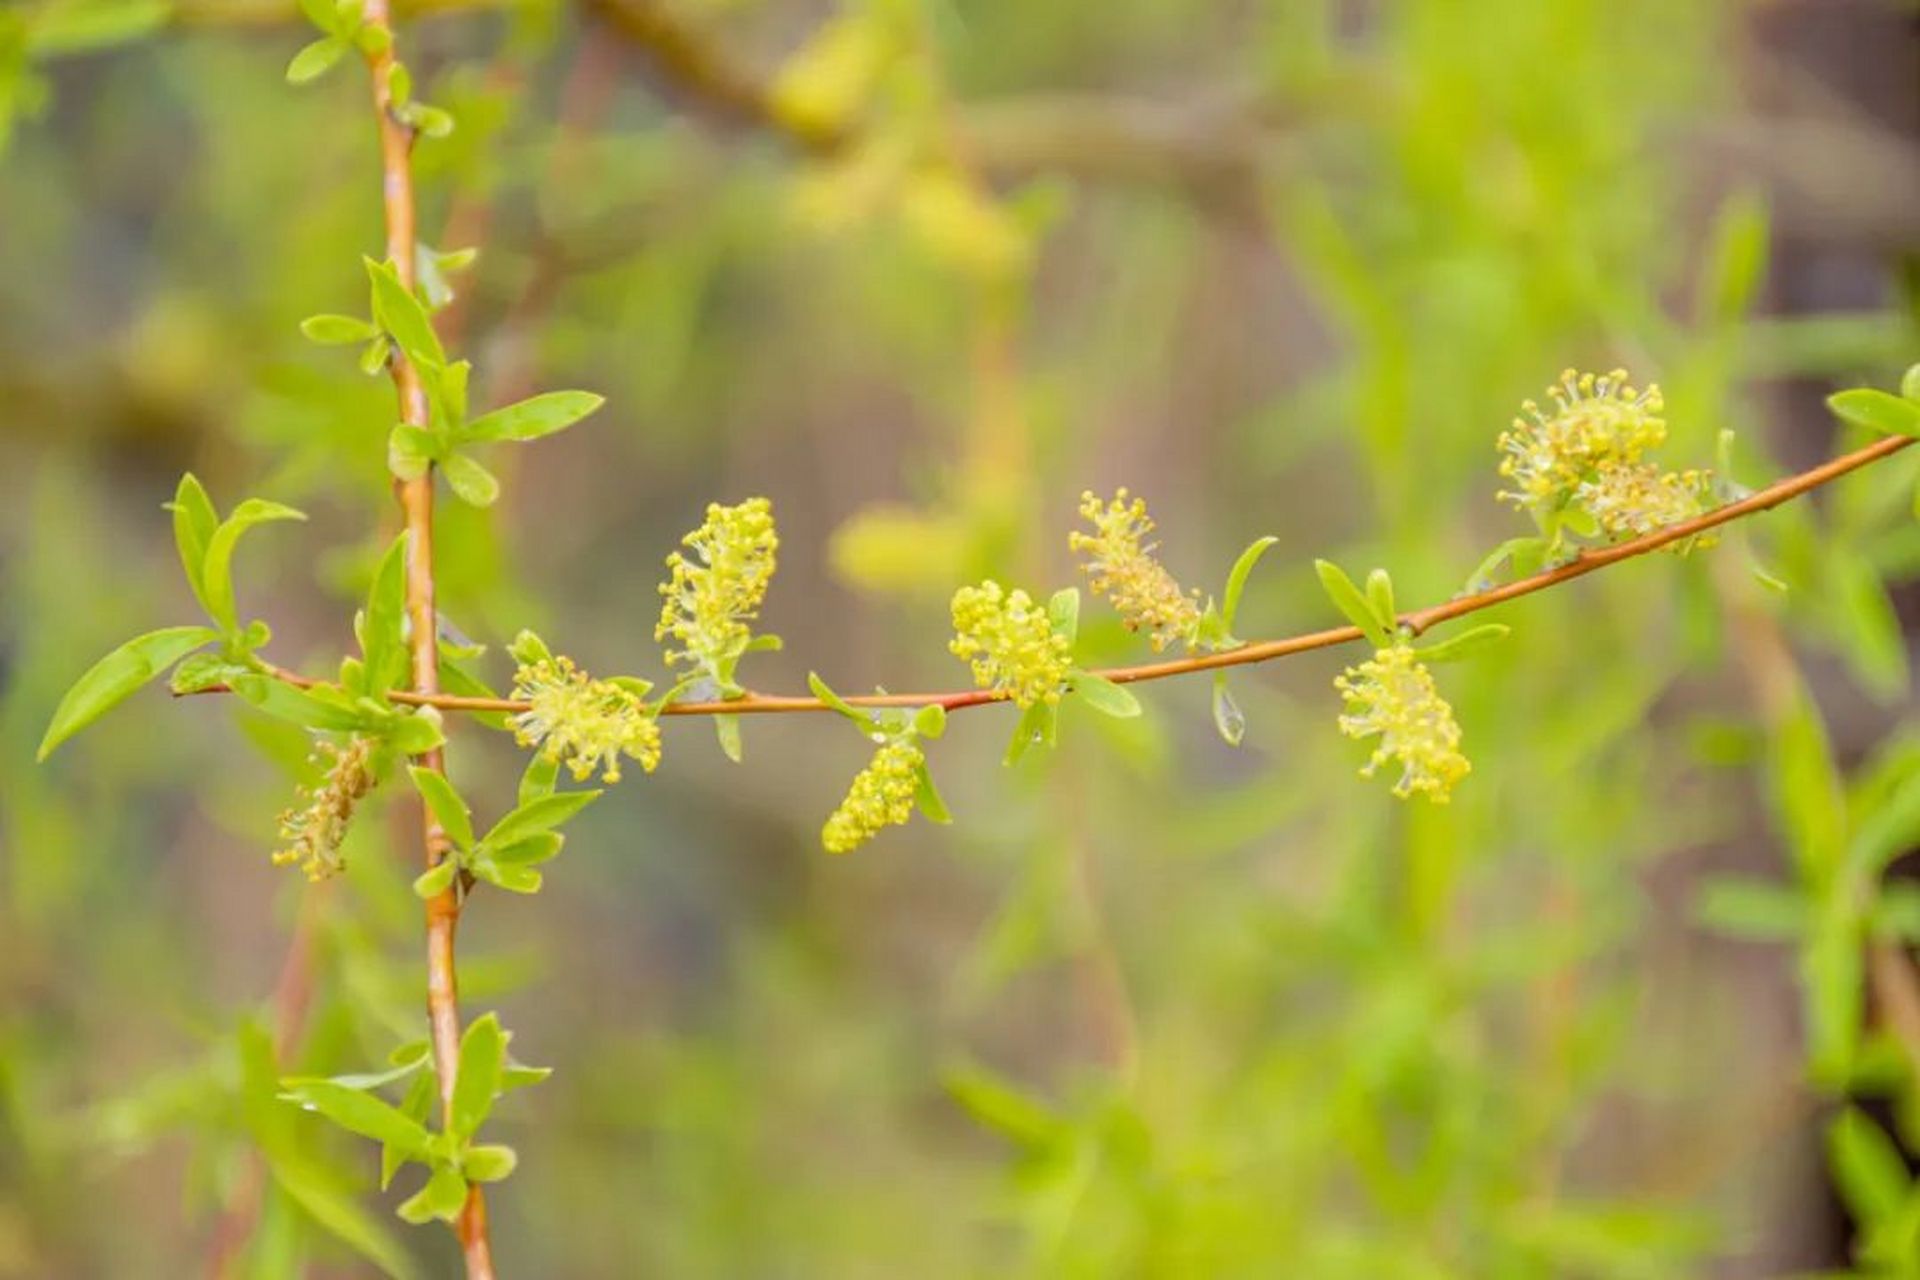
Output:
[{"xmin": 356, "ymin": 6, "xmax": 495, "ymax": 1275}]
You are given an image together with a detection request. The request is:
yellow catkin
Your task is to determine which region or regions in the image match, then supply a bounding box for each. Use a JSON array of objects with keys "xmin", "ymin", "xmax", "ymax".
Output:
[
  {"xmin": 821, "ymin": 740, "xmax": 923, "ymax": 853},
  {"xmin": 657, "ymin": 498, "xmax": 779, "ymax": 673},
  {"xmin": 273, "ymin": 735, "xmax": 377, "ymax": 880},
  {"xmin": 511, "ymin": 655, "xmax": 661, "ymax": 784},
  {"xmin": 1334, "ymin": 645, "xmax": 1470, "ymax": 802},
  {"xmin": 948, "ymin": 580, "xmax": 1072, "ymax": 709},
  {"xmin": 1497, "ymin": 369, "xmax": 1666, "ymax": 516},
  {"xmin": 1069, "ymin": 489, "xmax": 1203, "ymax": 651}
]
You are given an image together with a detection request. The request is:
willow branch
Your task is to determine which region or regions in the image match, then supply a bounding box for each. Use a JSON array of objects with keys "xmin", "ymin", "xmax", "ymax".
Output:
[
  {"xmin": 356, "ymin": 4, "xmax": 495, "ymax": 1275},
  {"xmin": 194, "ymin": 431, "xmax": 1913, "ymax": 721}
]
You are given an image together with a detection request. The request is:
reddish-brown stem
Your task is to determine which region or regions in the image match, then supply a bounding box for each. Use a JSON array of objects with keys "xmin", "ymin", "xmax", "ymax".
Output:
[
  {"xmin": 358, "ymin": 4, "xmax": 494, "ymax": 1274},
  {"xmin": 195, "ymin": 431, "xmax": 1911, "ymax": 721}
]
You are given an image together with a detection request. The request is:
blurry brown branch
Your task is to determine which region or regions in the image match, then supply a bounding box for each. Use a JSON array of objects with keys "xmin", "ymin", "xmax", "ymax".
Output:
[
  {"xmin": 189, "ymin": 431, "xmax": 1915, "ymax": 719},
  {"xmin": 360, "ymin": 0, "xmax": 495, "ymax": 1273}
]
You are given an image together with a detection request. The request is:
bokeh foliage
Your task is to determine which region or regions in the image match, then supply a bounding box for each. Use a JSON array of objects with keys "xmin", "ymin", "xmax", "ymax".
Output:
[{"xmin": 2, "ymin": 0, "xmax": 1918, "ymax": 1275}]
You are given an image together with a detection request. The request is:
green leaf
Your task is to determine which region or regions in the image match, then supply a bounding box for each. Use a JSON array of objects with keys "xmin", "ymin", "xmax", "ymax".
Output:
[
  {"xmin": 473, "ymin": 862, "xmax": 542, "ymax": 894},
  {"xmin": 460, "ymin": 391, "xmax": 605, "ymax": 443},
  {"xmin": 25, "ymin": 0, "xmax": 169, "ymax": 53},
  {"xmin": 942, "ymin": 1062, "xmax": 1060, "ymax": 1151},
  {"xmin": 1364, "ymin": 568, "xmax": 1396, "ymax": 629},
  {"xmin": 202, "ymin": 498, "xmax": 306, "ymax": 632},
  {"xmin": 1004, "ymin": 700, "xmax": 1058, "ymax": 766},
  {"xmin": 300, "ymin": 314, "xmax": 375, "ymax": 345},
  {"xmin": 1047, "ymin": 587, "xmax": 1080, "ymax": 646},
  {"xmin": 1694, "ymin": 875, "xmax": 1806, "ymax": 941},
  {"xmin": 167, "ymin": 473, "xmax": 218, "ymax": 615},
  {"xmin": 1414, "ymin": 623, "xmax": 1511, "ymax": 665},
  {"xmin": 482, "ymin": 791, "xmax": 600, "ymax": 849},
  {"xmin": 1071, "ymin": 671, "xmax": 1141, "ymax": 719},
  {"xmin": 1902, "ymin": 363, "xmax": 1920, "ymax": 403},
  {"xmin": 170, "ymin": 652, "xmax": 249, "ymax": 694},
  {"xmin": 1828, "ymin": 388, "xmax": 1920, "ymax": 438},
  {"xmin": 285, "ymin": 36, "xmax": 347, "ymax": 84},
  {"xmin": 38, "ymin": 626, "xmax": 218, "ymax": 760},
  {"xmin": 508, "ymin": 629, "xmax": 552, "ymax": 667},
  {"xmin": 442, "ymin": 452, "xmax": 499, "ymax": 507},
  {"xmin": 407, "ymin": 766, "xmax": 474, "ymax": 850},
  {"xmin": 364, "ymin": 257, "xmax": 446, "ymax": 369},
  {"xmin": 411, "ymin": 860, "xmax": 458, "ymax": 900},
  {"xmin": 714, "ymin": 713, "xmax": 743, "ymax": 763},
  {"xmin": 807, "ymin": 672, "xmax": 875, "ymax": 729},
  {"xmin": 451, "ymin": 1013, "xmax": 506, "ymax": 1140},
  {"xmin": 361, "ymin": 533, "xmax": 408, "ymax": 696},
  {"xmin": 400, "ymin": 102, "xmax": 455, "ymax": 138},
  {"xmin": 1466, "ymin": 536, "xmax": 1548, "ymax": 593},
  {"xmin": 1220, "ymin": 535, "xmax": 1278, "ymax": 632},
  {"xmin": 488, "ymin": 833, "xmax": 563, "ymax": 867},
  {"xmin": 1314, "ymin": 559, "xmax": 1393, "ymax": 648},
  {"xmin": 268, "ymin": 1158, "xmax": 420, "ymax": 1280},
  {"xmin": 1211, "ymin": 673, "xmax": 1245, "ymax": 747},
  {"xmin": 281, "ymin": 1080, "xmax": 431, "ymax": 1158},
  {"xmin": 386, "ymin": 709, "xmax": 445, "ymax": 755},
  {"xmin": 296, "ymin": 0, "xmax": 337, "ymax": 32},
  {"xmin": 912, "ymin": 704, "xmax": 947, "ymax": 740},
  {"xmin": 1830, "ymin": 1108, "xmax": 1911, "ymax": 1227},
  {"xmin": 463, "ymin": 1145, "xmax": 518, "ymax": 1183},
  {"xmin": 518, "ymin": 753, "xmax": 559, "ymax": 805},
  {"xmin": 1698, "ymin": 188, "xmax": 1770, "ymax": 324},
  {"xmin": 914, "ymin": 762, "xmax": 952, "ymax": 824},
  {"xmin": 1849, "ymin": 770, "xmax": 1920, "ymax": 878},
  {"xmin": 359, "ymin": 334, "xmax": 392, "ymax": 376},
  {"xmin": 384, "ymin": 1071, "xmax": 436, "ymax": 1191},
  {"xmin": 229, "ymin": 676, "xmax": 368, "ymax": 730},
  {"xmin": 396, "ymin": 1165, "xmax": 468, "ymax": 1225}
]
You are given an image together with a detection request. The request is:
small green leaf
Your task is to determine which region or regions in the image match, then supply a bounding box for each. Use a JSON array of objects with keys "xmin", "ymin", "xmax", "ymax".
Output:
[
  {"xmin": 943, "ymin": 1062, "xmax": 1061, "ymax": 1151},
  {"xmin": 170, "ymin": 652, "xmax": 249, "ymax": 694},
  {"xmin": 807, "ymin": 672, "xmax": 875, "ymax": 729},
  {"xmin": 460, "ymin": 391, "xmax": 605, "ymax": 443},
  {"xmin": 508, "ymin": 630, "xmax": 552, "ymax": 667},
  {"xmin": 1314, "ymin": 559, "xmax": 1393, "ymax": 648},
  {"xmin": 396, "ymin": 1165, "xmax": 468, "ymax": 1225},
  {"xmin": 462, "ymin": 1145, "xmax": 518, "ymax": 1183},
  {"xmin": 364, "ymin": 257, "xmax": 446, "ymax": 369},
  {"xmin": 914, "ymin": 763, "xmax": 951, "ymax": 824},
  {"xmin": 1828, "ymin": 388, "xmax": 1920, "ymax": 438},
  {"xmin": 451, "ymin": 1013, "xmax": 506, "ymax": 1140},
  {"xmin": 482, "ymin": 791, "xmax": 600, "ymax": 848},
  {"xmin": 38, "ymin": 625, "xmax": 218, "ymax": 760},
  {"xmin": 1004, "ymin": 700, "xmax": 1058, "ymax": 766},
  {"xmin": 361, "ymin": 533, "xmax": 409, "ymax": 695},
  {"xmin": 300, "ymin": 313, "xmax": 376, "ymax": 345},
  {"xmin": 1414, "ymin": 623, "xmax": 1511, "ymax": 665},
  {"xmin": 714, "ymin": 713, "xmax": 743, "ymax": 763},
  {"xmin": 359, "ymin": 334, "xmax": 392, "ymax": 376},
  {"xmin": 442, "ymin": 453, "xmax": 500, "ymax": 507},
  {"xmin": 1211, "ymin": 673, "xmax": 1245, "ymax": 747},
  {"xmin": 167, "ymin": 473, "xmax": 218, "ymax": 615},
  {"xmin": 410, "ymin": 854, "xmax": 457, "ymax": 900},
  {"xmin": 401, "ymin": 102, "xmax": 455, "ymax": 138},
  {"xmin": 488, "ymin": 833, "xmax": 563, "ymax": 867},
  {"xmin": 285, "ymin": 36, "xmax": 346, "ymax": 84},
  {"xmin": 1364, "ymin": 569, "xmax": 1396, "ymax": 630},
  {"xmin": 1071, "ymin": 671, "xmax": 1141, "ymax": 719},
  {"xmin": 385, "ymin": 60, "xmax": 411, "ymax": 106},
  {"xmin": 1830, "ymin": 1108, "xmax": 1912, "ymax": 1227},
  {"xmin": 407, "ymin": 766, "xmax": 474, "ymax": 850},
  {"xmin": 229, "ymin": 676, "xmax": 369, "ymax": 730},
  {"xmin": 518, "ymin": 754, "xmax": 559, "ymax": 805},
  {"xmin": 1901, "ymin": 363, "xmax": 1920, "ymax": 403},
  {"xmin": 203, "ymin": 499, "xmax": 306, "ymax": 632},
  {"xmin": 473, "ymin": 861, "xmax": 542, "ymax": 893},
  {"xmin": 281, "ymin": 1080, "xmax": 432, "ymax": 1158},
  {"xmin": 385, "ymin": 709, "xmax": 445, "ymax": 755},
  {"xmin": 1220, "ymin": 535, "xmax": 1278, "ymax": 632},
  {"xmin": 912, "ymin": 704, "xmax": 947, "ymax": 740},
  {"xmin": 1047, "ymin": 587, "xmax": 1080, "ymax": 646}
]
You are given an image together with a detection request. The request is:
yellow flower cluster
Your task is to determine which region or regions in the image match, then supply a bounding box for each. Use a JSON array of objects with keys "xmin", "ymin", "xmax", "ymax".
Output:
[
  {"xmin": 657, "ymin": 498, "xmax": 779, "ymax": 673},
  {"xmin": 821, "ymin": 740, "xmax": 923, "ymax": 853},
  {"xmin": 1497, "ymin": 369, "xmax": 1668, "ymax": 514},
  {"xmin": 1068, "ymin": 489, "xmax": 1203, "ymax": 652},
  {"xmin": 949, "ymin": 580, "xmax": 1073, "ymax": 709},
  {"xmin": 1334, "ymin": 645, "xmax": 1470, "ymax": 802},
  {"xmin": 274, "ymin": 735, "xmax": 376, "ymax": 880},
  {"xmin": 1575, "ymin": 462, "xmax": 1718, "ymax": 550},
  {"xmin": 511, "ymin": 654, "xmax": 662, "ymax": 783}
]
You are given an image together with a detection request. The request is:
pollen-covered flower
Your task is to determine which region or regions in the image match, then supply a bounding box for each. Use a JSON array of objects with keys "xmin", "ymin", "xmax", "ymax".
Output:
[
  {"xmin": 274, "ymin": 735, "xmax": 377, "ymax": 881},
  {"xmin": 1068, "ymin": 489, "xmax": 1203, "ymax": 651},
  {"xmin": 1498, "ymin": 369, "xmax": 1666, "ymax": 515},
  {"xmin": 511, "ymin": 654, "xmax": 661, "ymax": 783},
  {"xmin": 1334, "ymin": 645, "xmax": 1470, "ymax": 802},
  {"xmin": 1575, "ymin": 461, "xmax": 1718, "ymax": 551},
  {"xmin": 949, "ymin": 580, "xmax": 1073, "ymax": 709},
  {"xmin": 821, "ymin": 739, "xmax": 923, "ymax": 853},
  {"xmin": 657, "ymin": 498, "xmax": 779, "ymax": 674}
]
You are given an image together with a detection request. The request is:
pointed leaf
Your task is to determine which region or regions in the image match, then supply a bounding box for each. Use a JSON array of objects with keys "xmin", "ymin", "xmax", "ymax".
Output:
[
  {"xmin": 39, "ymin": 626, "xmax": 218, "ymax": 760},
  {"xmin": 364, "ymin": 257, "xmax": 445, "ymax": 369},
  {"xmin": 280, "ymin": 1080, "xmax": 431, "ymax": 1158},
  {"xmin": 482, "ymin": 791, "xmax": 599, "ymax": 850},
  {"xmin": 451, "ymin": 1014, "xmax": 505, "ymax": 1140},
  {"xmin": 1221, "ymin": 535, "xmax": 1278, "ymax": 631},
  {"xmin": 1071, "ymin": 671, "xmax": 1141, "ymax": 718},
  {"xmin": 1829, "ymin": 388, "xmax": 1920, "ymax": 438},
  {"xmin": 1314, "ymin": 559, "xmax": 1393, "ymax": 648},
  {"xmin": 1414, "ymin": 623, "xmax": 1511, "ymax": 665},
  {"xmin": 167, "ymin": 473, "xmax": 218, "ymax": 615},
  {"xmin": 460, "ymin": 391, "xmax": 605, "ymax": 443},
  {"xmin": 442, "ymin": 453, "xmax": 499, "ymax": 507},
  {"xmin": 285, "ymin": 36, "xmax": 347, "ymax": 84},
  {"xmin": 396, "ymin": 1165, "xmax": 468, "ymax": 1225},
  {"xmin": 407, "ymin": 766, "xmax": 473, "ymax": 850},
  {"xmin": 203, "ymin": 499, "xmax": 306, "ymax": 632}
]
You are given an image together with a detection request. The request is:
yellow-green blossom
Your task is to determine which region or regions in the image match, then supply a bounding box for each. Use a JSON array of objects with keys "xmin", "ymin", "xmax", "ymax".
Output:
[
  {"xmin": 1334, "ymin": 645, "xmax": 1470, "ymax": 802},
  {"xmin": 949, "ymin": 580, "xmax": 1073, "ymax": 709},
  {"xmin": 1575, "ymin": 461, "xmax": 1718, "ymax": 551},
  {"xmin": 274, "ymin": 735, "xmax": 376, "ymax": 881},
  {"xmin": 822, "ymin": 739, "xmax": 923, "ymax": 853},
  {"xmin": 512, "ymin": 654, "xmax": 661, "ymax": 783},
  {"xmin": 1068, "ymin": 489, "xmax": 1203, "ymax": 651},
  {"xmin": 1498, "ymin": 369, "xmax": 1666, "ymax": 515},
  {"xmin": 657, "ymin": 498, "xmax": 779, "ymax": 673}
]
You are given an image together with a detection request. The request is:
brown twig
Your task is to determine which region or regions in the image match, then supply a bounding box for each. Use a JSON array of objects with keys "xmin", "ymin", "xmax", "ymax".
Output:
[
  {"xmin": 194, "ymin": 431, "xmax": 1913, "ymax": 721},
  {"xmin": 357, "ymin": 4, "xmax": 495, "ymax": 1275}
]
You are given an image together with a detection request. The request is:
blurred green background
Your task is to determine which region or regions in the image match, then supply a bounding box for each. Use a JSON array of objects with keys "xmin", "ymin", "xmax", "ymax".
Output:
[{"xmin": 3, "ymin": 0, "xmax": 1919, "ymax": 1275}]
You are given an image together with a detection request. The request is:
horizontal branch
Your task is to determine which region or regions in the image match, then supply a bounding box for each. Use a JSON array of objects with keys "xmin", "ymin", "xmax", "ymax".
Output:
[{"xmin": 206, "ymin": 431, "xmax": 1912, "ymax": 720}]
